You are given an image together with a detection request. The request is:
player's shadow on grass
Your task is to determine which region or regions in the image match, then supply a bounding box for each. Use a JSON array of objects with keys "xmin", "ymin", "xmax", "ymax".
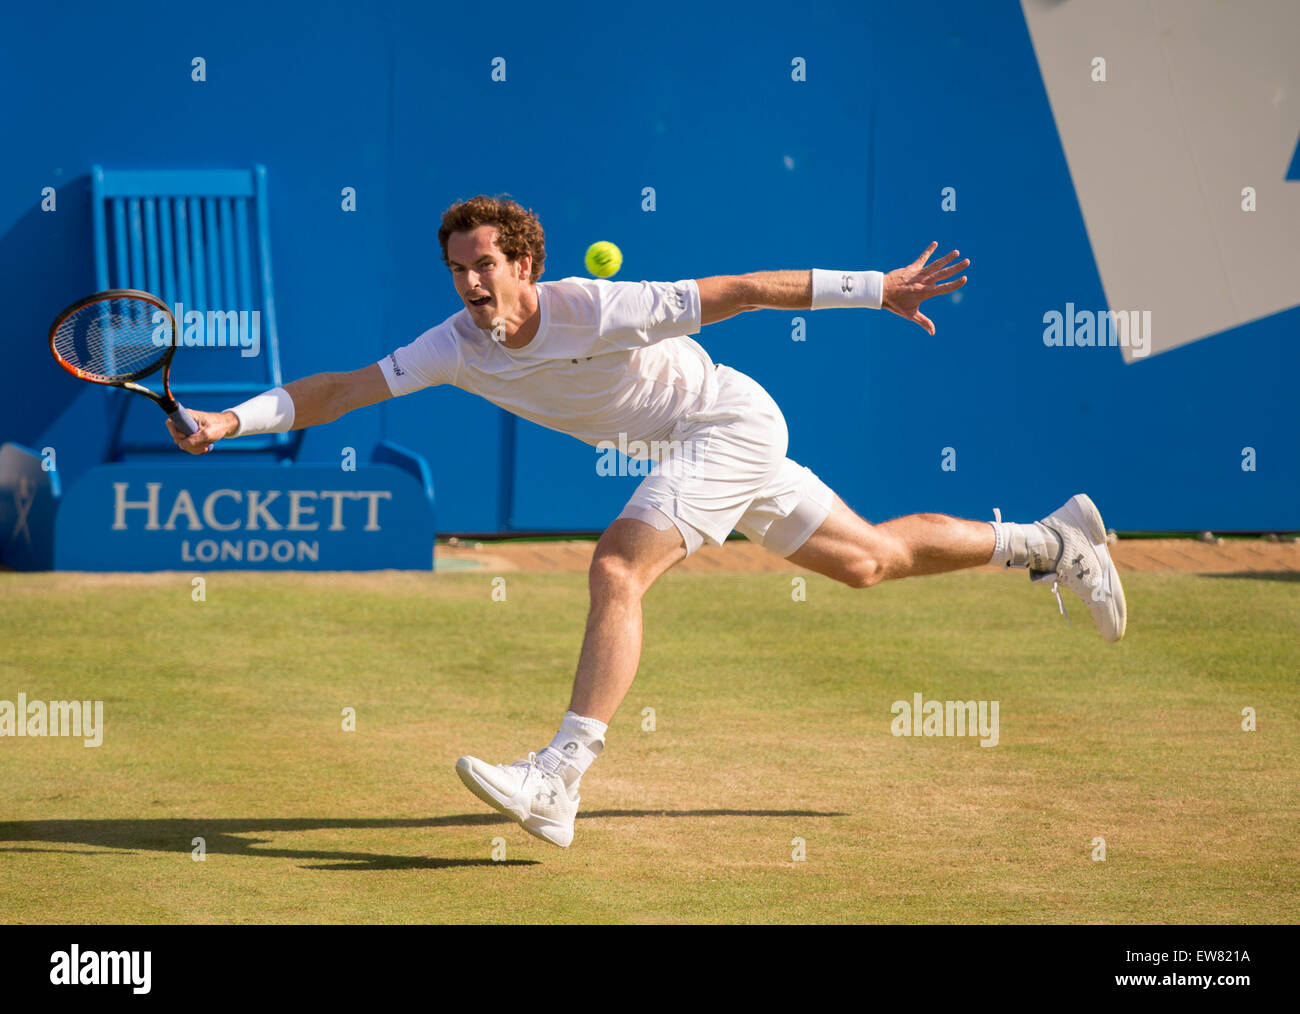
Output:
[
  {"xmin": 579, "ymin": 809, "xmax": 847, "ymax": 819},
  {"xmin": 0, "ymin": 817, "xmax": 536, "ymax": 871},
  {"xmin": 1200, "ymin": 571, "xmax": 1300, "ymax": 582},
  {"xmin": 0, "ymin": 810, "xmax": 845, "ymax": 870}
]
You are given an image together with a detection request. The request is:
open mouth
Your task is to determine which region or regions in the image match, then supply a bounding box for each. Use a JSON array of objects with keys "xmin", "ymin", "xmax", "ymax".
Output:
[{"xmin": 468, "ymin": 295, "xmax": 492, "ymax": 308}]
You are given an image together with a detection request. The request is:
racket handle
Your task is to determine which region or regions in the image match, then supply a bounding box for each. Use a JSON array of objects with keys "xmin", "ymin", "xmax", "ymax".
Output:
[
  {"xmin": 168, "ymin": 404, "xmax": 200, "ymax": 436},
  {"xmin": 167, "ymin": 404, "xmax": 212, "ymax": 453}
]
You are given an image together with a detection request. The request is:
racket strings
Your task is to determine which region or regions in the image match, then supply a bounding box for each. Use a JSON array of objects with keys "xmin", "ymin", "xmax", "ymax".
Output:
[{"xmin": 52, "ymin": 297, "xmax": 172, "ymax": 383}]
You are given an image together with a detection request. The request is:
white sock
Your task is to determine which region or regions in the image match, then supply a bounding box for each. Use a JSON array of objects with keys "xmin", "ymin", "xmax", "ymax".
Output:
[
  {"xmin": 989, "ymin": 521, "xmax": 1062, "ymax": 572},
  {"xmin": 536, "ymin": 711, "xmax": 607, "ymax": 787}
]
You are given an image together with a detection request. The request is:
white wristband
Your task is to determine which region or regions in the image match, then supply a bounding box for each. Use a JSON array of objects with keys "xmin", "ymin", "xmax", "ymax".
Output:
[
  {"xmin": 811, "ymin": 269, "xmax": 885, "ymax": 310},
  {"xmin": 226, "ymin": 386, "xmax": 295, "ymax": 436}
]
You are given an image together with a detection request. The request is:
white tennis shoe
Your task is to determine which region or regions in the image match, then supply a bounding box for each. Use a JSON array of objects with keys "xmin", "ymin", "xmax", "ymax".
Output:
[
  {"xmin": 1031, "ymin": 493, "xmax": 1128, "ymax": 642},
  {"xmin": 456, "ymin": 752, "xmax": 579, "ymax": 848}
]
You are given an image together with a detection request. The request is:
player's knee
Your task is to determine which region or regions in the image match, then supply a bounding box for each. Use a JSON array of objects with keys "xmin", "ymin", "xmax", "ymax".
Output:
[
  {"xmin": 588, "ymin": 551, "xmax": 644, "ymax": 602},
  {"xmin": 843, "ymin": 553, "xmax": 886, "ymax": 589},
  {"xmin": 842, "ymin": 530, "xmax": 907, "ymax": 588}
]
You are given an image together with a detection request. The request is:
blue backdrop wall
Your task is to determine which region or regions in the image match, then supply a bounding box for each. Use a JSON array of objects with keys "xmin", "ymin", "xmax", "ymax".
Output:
[{"xmin": 2, "ymin": 0, "xmax": 1296, "ymax": 534}]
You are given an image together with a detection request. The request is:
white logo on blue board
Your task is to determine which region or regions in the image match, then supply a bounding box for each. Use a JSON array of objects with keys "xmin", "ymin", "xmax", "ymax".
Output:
[{"xmin": 11, "ymin": 477, "xmax": 33, "ymax": 545}]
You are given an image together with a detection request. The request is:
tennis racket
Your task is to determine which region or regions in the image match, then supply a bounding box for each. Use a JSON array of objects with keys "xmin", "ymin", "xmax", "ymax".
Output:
[{"xmin": 49, "ymin": 288, "xmax": 205, "ymax": 444}]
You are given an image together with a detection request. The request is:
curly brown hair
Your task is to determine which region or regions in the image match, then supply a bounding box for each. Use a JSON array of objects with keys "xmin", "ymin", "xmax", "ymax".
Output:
[{"xmin": 437, "ymin": 194, "xmax": 547, "ymax": 283}]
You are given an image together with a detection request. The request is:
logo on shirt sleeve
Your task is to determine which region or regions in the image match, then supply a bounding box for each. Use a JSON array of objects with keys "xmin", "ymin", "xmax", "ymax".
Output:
[{"xmin": 388, "ymin": 352, "xmax": 406, "ymax": 377}]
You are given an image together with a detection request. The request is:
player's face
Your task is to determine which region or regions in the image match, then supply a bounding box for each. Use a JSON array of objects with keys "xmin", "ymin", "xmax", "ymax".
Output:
[{"xmin": 447, "ymin": 226, "xmax": 531, "ymax": 327}]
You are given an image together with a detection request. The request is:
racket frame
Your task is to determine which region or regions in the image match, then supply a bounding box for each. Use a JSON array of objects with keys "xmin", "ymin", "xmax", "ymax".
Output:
[{"xmin": 48, "ymin": 288, "xmax": 201, "ymax": 437}]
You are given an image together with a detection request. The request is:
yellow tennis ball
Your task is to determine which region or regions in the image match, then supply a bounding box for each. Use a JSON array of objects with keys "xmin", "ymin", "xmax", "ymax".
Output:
[{"xmin": 585, "ymin": 241, "xmax": 623, "ymax": 278}]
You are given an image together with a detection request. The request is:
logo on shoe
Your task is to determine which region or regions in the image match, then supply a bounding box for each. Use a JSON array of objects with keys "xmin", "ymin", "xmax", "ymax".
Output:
[
  {"xmin": 1072, "ymin": 551, "xmax": 1109, "ymax": 602},
  {"xmin": 535, "ymin": 787, "xmax": 558, "ymax": 805},
  {"xmin": 562, "ymin": 741, "xmax": 579, "ymax": 755}
]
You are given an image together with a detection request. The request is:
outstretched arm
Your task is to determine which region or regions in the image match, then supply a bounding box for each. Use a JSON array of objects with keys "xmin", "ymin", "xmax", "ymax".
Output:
[
  {"xmin": 166, "ymin": 363, "xmax": 392, "ymax": 455},
  {"xmin": 697, "ymin": 271, "xmax": 811, "ymax": 325},
  {"xmin": 696, "ymin": 242, "xmax": 969, "ymax": 335}
]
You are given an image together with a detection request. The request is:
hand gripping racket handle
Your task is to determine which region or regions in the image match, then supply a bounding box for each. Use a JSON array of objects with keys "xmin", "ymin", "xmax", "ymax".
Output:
[
  {"xmin": 166, "ymin": 403, "xmax": 212, "ymax": 453},
  {"xmin": 168, "ymin": 404, "xmax": 201, "ymax": 436}
]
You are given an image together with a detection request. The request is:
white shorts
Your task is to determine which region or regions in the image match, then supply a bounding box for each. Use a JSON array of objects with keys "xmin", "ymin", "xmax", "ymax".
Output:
[{"xmin": 617, "ymin": 365, "xmax": 835, "ymax": 557}]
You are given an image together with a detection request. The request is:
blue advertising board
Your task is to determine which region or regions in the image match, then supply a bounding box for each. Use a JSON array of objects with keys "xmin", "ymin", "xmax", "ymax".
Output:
[{"xmin": 53, "ymin": 463, "xmax": 434, "ymax": 571}]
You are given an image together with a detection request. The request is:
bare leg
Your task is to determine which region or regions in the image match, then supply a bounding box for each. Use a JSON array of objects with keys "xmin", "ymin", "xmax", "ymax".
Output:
[
  {"xmin": 784, "ymin": 493, "xmax": 993, "ymax": 587},
  {"xmin": 567, "ymin": 518, "xmax": 687, "ymax": 723}
]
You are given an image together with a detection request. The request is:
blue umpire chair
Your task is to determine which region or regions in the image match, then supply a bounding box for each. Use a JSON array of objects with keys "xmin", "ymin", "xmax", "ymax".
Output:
[{"xmin": 90, "ymin": 164, "xmax": 302, "ymax": 461}]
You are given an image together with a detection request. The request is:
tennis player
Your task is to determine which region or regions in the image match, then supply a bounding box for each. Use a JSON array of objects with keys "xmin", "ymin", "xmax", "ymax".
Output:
[{"xmin": 168, "ymin": 195, "xmax": 1126, "ymax": 848}]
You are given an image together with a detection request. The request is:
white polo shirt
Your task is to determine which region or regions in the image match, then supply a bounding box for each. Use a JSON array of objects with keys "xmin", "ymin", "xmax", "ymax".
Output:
[{"xmin": 378, "ymin": 277, "xmax": 719, "ymax": 451}]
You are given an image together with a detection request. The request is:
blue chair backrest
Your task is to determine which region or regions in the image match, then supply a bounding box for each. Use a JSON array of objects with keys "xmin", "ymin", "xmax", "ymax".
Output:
[{"xmin": 91, "ymin": 165, "xmax": 296, "ymax": 457}]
